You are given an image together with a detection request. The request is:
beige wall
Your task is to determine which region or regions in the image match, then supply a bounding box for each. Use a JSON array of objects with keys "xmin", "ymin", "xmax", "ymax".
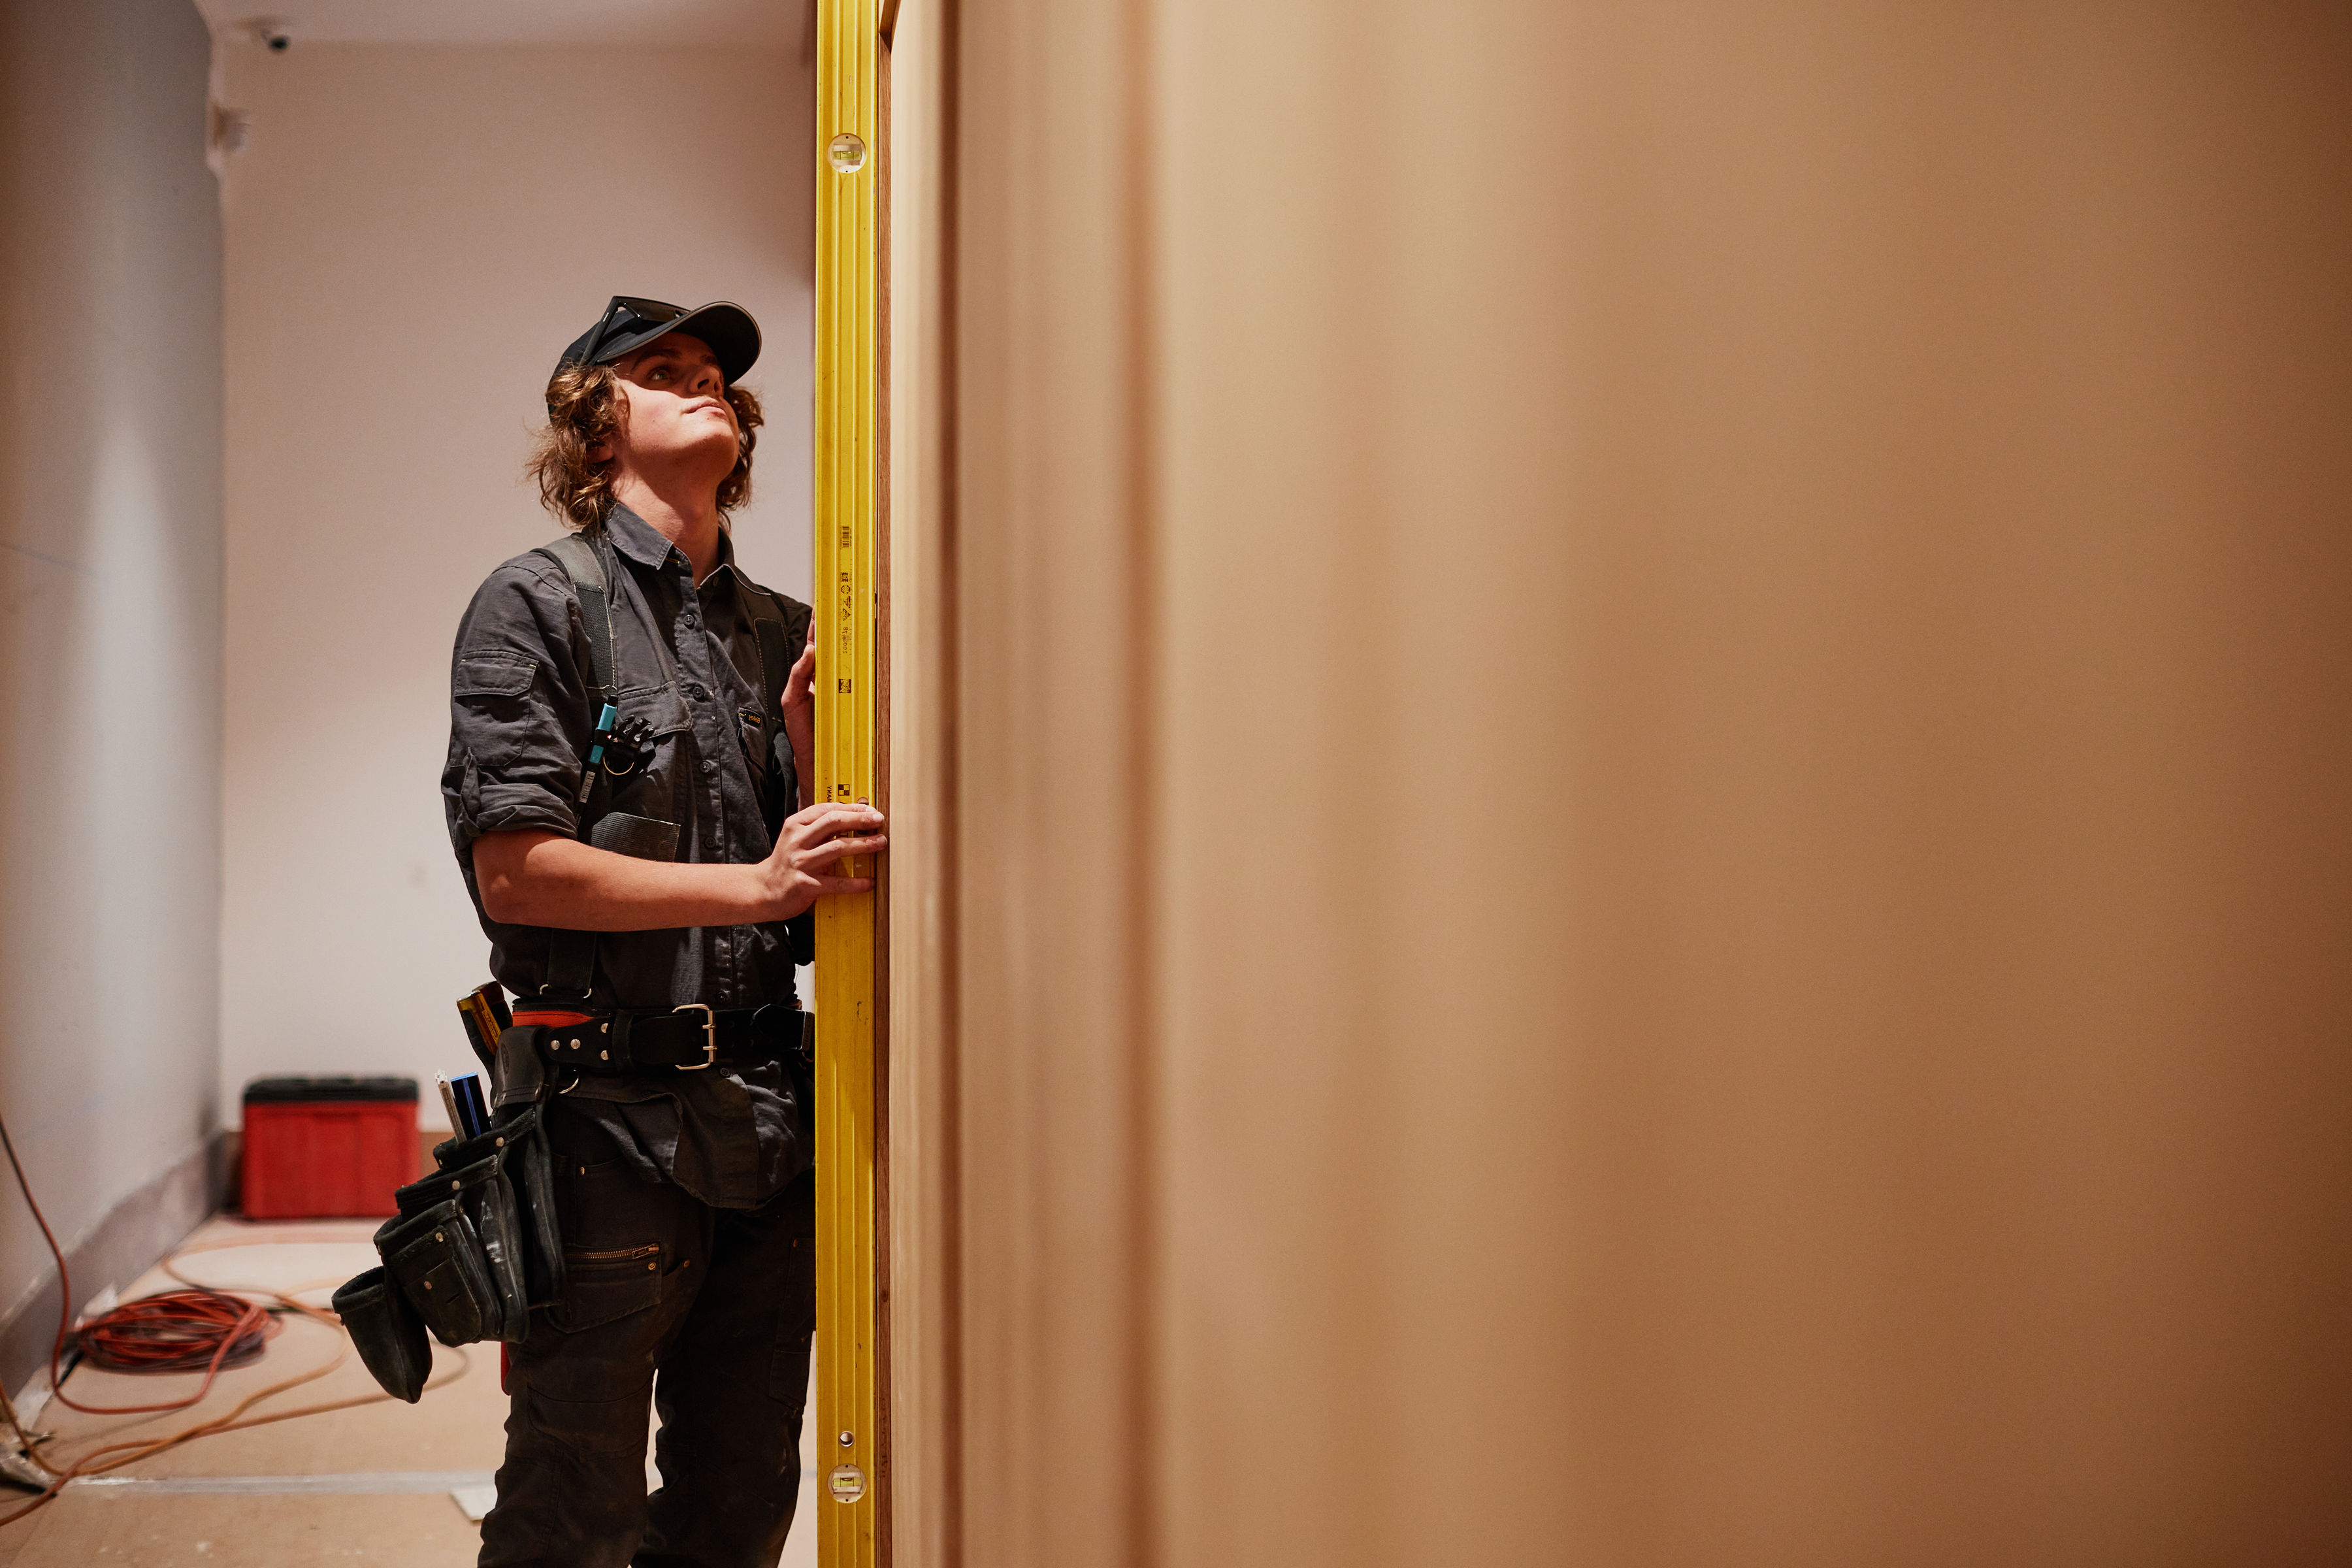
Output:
[
  {"xmin": 883, "ymin": 1, "xmax": 956, "ymax": 1561},
  {"xmin": 0, "ymin": 0, "xmax": 223, "ymax": 1391},
  {"xmin": 938, "ymin": 1, "xmax": 2352, "ymax": 1563},
  {"xmin": 953, "ymin": 0, "xmax": 1155, "ymax": 1559},
  {"xmin": 217, "ymin": 41, "xmax": 813, "ymax": 1126}
]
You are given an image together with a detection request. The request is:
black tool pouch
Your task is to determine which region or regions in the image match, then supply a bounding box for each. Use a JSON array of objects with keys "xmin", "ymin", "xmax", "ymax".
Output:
[
  {"xmin": 367, "ymin": 1100, "xmax": 563, "ymax": 1354},
  {"xmin": 331, "ymin": 1265, "xmax": 431, "ymax": 1403},
  {"xmin": 376, "ymin": 1193, "xmax": 502, "ymax": 1347}
]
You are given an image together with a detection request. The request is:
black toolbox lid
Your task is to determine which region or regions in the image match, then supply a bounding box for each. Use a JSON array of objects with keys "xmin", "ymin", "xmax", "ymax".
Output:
[{"xmin": 242, "ymin": 1075, "xmax": 419, "ymax": 1103}]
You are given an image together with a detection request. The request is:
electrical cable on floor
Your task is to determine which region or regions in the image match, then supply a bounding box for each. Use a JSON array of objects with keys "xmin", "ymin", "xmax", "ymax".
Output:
[
  {"xmin": 77, "ymin": 1288, "xmax": 278, "ymax": 1377},
  {"xmin": 0, "ymin": 1109, "xmax": 470, "ymax": 1530},
  {"xmin": 0, "ymin": 1109, "xmax": 281, "ymax": 1418}
]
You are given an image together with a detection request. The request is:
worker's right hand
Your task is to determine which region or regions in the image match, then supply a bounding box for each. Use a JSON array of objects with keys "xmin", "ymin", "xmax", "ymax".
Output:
[{"xmin": 760, "ymin": 800, "xmax": 887, "ymax": 920}]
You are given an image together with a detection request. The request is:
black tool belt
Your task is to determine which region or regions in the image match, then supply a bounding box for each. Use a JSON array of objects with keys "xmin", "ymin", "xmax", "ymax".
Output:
[
  {"xmin": 335, "ymin": 1100, "xmax": 561, "ymax": 1401},
  {"xmin": 529, "ymin": 1002, "xmax": 808, "ymax": 1076}
]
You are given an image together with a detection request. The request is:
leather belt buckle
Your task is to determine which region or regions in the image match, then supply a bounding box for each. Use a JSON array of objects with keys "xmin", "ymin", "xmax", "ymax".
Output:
[{"xmin": 672, "ymin": 1003, "xmax": 718, "ymax": 1070}]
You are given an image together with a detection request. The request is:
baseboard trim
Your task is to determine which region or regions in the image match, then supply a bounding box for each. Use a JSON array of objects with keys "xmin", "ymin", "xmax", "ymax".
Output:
[{"xmin": 1, "ymin": 1132, "xmax": 229, "ymax": 1402}]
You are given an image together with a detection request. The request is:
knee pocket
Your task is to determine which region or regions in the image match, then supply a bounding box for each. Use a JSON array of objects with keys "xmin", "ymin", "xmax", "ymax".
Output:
[{"xmin": 524, "ymin": 1385, "xmax": 650, "ymax": 1456}]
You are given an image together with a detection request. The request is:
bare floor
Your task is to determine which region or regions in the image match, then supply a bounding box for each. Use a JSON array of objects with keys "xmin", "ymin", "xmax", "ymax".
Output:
[{"xmin": 0, "ymin": 1217, "xmax": 819, "ymax": 1567}]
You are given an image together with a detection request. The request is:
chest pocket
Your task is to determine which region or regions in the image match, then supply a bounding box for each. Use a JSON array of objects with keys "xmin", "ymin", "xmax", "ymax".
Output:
[
  {"xmin": 592, "ymin": 683, "xmax": 693, "ymax": 857},
  {"xmin": 738, "ymin": 708, "xmax": 780, "ymax": 817}
]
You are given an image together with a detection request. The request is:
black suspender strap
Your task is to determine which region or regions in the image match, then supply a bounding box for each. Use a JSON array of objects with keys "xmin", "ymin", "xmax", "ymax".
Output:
[
  {"xmin": 536, "ymin": 533, "xmax": 616, "ymax": 710},
  {"xmin": 737, "ymin": 579, "xmax": 806, "ymax": 720},
  {"xmin": 536, "ymin": 532, "xmax": 617, "ymax": 702},
  {"xmin": 531, "ymin": 529, "xmax": 625, "ymax": 1002},
  {"xmin": 753, "ymin": 616, "xmax": 791, "ymax": 717},
  {"xmin": 534, "ymin": 533, "xmax": 629, "ymax": 809}
]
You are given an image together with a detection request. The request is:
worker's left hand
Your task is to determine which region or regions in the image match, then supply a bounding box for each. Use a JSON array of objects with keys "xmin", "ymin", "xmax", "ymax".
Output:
[{"xmin": 782, "ymin": 615, "xmax": 817, "ymax": 806}]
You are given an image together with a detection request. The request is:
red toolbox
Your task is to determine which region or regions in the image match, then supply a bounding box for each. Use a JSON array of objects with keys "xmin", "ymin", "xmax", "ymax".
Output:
[{"xmin": 240, "ymin": 1076, "xmax": 419, "ymax": 1218}]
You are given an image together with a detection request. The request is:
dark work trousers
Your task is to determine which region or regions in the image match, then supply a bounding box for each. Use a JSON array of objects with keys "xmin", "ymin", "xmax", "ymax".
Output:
[{"xmin": 479, "ymin": 1105, "xmax": 815, "ymax": 1568}]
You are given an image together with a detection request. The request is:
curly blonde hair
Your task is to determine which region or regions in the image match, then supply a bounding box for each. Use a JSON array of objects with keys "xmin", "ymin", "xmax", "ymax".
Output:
[{"xmin": 528, "ymin": 361, "xmax": 764, "ymax": 532}]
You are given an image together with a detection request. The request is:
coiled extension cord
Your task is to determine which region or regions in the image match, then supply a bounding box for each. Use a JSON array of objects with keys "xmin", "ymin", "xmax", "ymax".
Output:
[
  {"xmin": 0, "ymin": 1116, "xmax": 281, "ymax": 1420},
  {"xmin": 74, "ymin": 1288, "xmax": 280, "ymax": 1380},
  {"xmin": 0, "ymin": 1108, "xmax": 469, "ymax": 1530}
]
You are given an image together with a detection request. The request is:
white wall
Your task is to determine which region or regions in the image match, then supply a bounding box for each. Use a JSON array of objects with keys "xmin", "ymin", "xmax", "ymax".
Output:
[
  {"xmin": 0, "ymin": 0, "xmax": 223, "ymax": 1381},
  {"xmin": 219, "ymin": 41, "xmax": 813, "ymax": 1128}
]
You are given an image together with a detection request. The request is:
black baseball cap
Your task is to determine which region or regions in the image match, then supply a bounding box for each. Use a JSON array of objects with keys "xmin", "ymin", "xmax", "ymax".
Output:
[{"xmin": 555, "ymin": 295, "xmax": 761, "ymax": 391}]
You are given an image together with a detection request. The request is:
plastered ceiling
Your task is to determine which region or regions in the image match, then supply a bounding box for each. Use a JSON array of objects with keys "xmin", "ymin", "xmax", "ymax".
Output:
[{"xmin": 192, "ymin": 0, "xmax": 804, "ymax": 48}]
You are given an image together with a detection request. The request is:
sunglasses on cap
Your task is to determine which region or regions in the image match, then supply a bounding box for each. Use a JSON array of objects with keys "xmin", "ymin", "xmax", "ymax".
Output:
[
  {"xmin": 552, "ymin": 295, "xmax": 763, "ymax": 397},
  {"xmin": 577, "ymin": 296, "xmax": 689, "ymax": 366}
]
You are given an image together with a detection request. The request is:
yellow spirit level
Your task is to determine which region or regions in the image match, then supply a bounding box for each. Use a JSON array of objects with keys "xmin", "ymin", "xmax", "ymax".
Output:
[{"xmin": 813, "ymin": 3, "xmax": 883, "ymax": 1566}]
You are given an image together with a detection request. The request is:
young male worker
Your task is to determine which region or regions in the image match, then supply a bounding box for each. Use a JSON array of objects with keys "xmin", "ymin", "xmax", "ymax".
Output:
[{"xmin": 442, "ymin": 296, "xmax": 885, "ymax": 1568}]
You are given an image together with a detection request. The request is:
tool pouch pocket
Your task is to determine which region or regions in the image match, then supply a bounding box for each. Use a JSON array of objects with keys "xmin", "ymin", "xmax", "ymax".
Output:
[
  {"xmin": 331, "ymin": 1265, "xmax": 430, "ymax": 1403},
  {"xmin": 378, "ymin": 1197, "xmax": 502, "ymax": 1346},
  {"xmin": 366, "ymin": 1100, "xmax": 563, "ymax": 1352}
]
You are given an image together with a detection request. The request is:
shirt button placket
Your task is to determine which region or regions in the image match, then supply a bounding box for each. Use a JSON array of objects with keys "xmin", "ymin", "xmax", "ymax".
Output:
[{"xmin": 673, "ymin": 557, "xmax": 730, "ymax": 1005}]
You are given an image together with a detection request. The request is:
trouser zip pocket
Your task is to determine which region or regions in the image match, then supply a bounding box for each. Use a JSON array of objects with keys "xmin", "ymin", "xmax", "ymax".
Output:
[{"xmin": 551, "ymin": 1241, "xmax": 667, "ymax": 1331}]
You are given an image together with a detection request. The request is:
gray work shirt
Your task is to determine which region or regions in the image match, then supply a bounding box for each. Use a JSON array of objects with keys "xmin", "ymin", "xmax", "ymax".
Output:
[{"xmin": 441, "ymin": 504, "xmax": 813, "ymax": 1207}]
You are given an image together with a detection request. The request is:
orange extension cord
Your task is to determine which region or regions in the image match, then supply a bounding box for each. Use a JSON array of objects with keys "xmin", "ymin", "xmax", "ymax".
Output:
[
  {"xmin": 73, "ymin": 1288, "xmax": 280, "ymax": 1388},
  {"xmin": 0, "ymin": 1111, "xmax": 468, "ymax": 1529}
]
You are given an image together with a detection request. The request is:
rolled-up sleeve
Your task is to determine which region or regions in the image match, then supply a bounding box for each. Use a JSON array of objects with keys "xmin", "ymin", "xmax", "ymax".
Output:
[{"xmin": 442, "ymin": 558, "xmax": 592, "ymax": 859}]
